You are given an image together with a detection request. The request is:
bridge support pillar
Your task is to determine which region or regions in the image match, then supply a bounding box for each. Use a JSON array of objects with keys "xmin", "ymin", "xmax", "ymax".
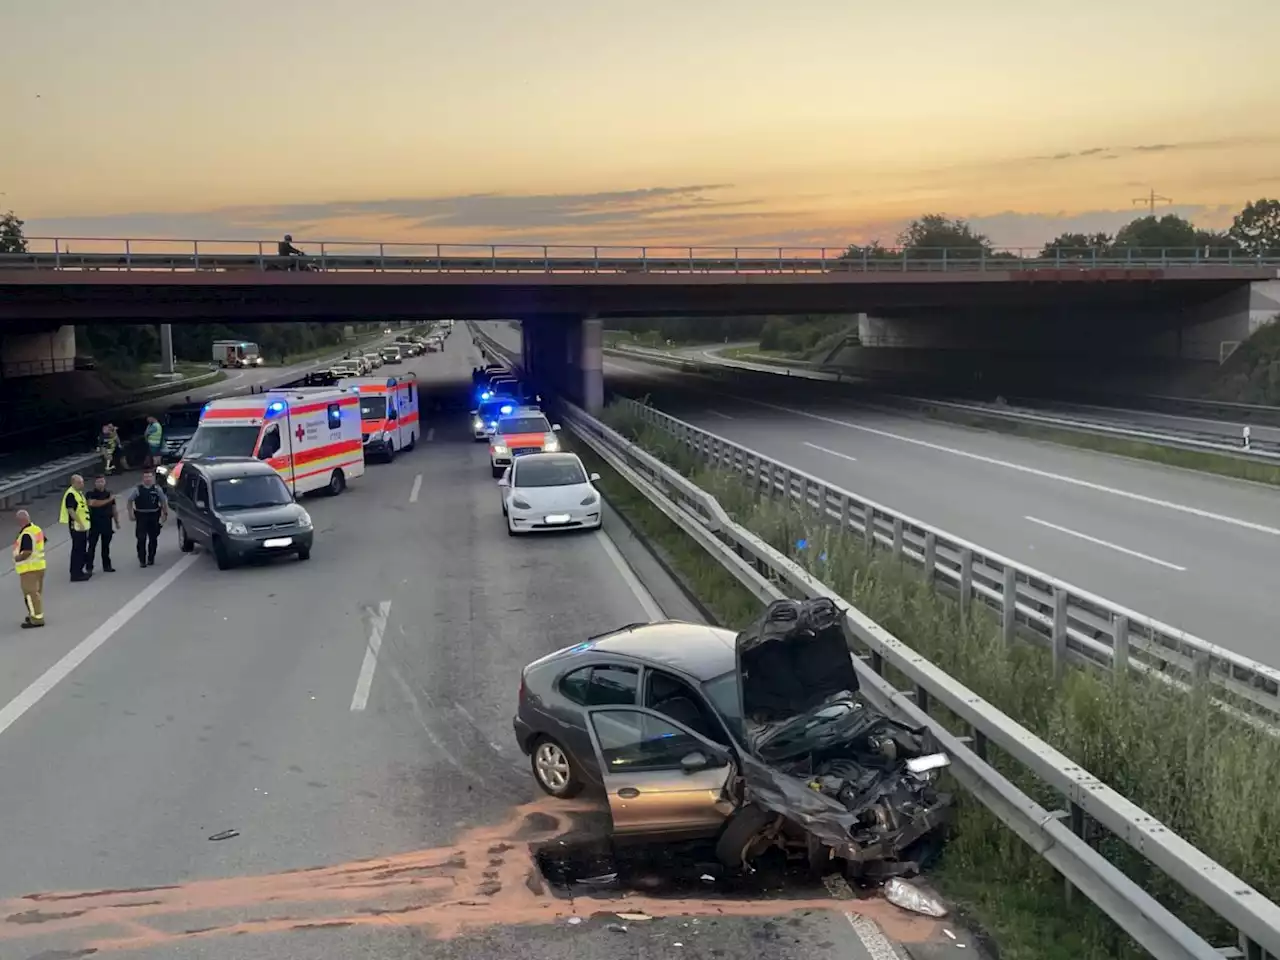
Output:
[
  {"xmin": 580, "ymin": 317, "xmax": 603, "ymax": 414},
  {"xmin": 159, "ymin": 324, "xmax": 175, "ymax": 375}
]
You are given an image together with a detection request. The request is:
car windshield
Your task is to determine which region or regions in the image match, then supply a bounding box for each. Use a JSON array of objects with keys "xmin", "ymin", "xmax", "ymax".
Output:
[
  {"xmin": 360, "ymin": 396, "xmax": 387, "ymax": 420},
  {"xmin": 164, "ymin": 409, "xmax": 201, "ymax": 429},
  {"xmin": 498, "ymin": 416, "xmax": 549, "ymax": 435},
  {"xmin": 702, "ymin": 671, "xmax": 744, "ymax": 740},
  {"xmin": 514, "ymin": 458, "xmax": 586, "ymax": 488},
  {"xmin": 477, "ymin": 401, "xmax": 513, "ymax": 419},
  {"xmin": 212, "ymin": 474, "xmax": 293, "ymax": 510},
  {"xmin": 183, "ymin": 424, "xmax": 259, "ymax": 458}
]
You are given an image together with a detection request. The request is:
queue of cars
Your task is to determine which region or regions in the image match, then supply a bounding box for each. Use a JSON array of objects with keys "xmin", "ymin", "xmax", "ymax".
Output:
[{"xmin": 470, "ymin": 359, "xmax": 603, "ymax": 535}]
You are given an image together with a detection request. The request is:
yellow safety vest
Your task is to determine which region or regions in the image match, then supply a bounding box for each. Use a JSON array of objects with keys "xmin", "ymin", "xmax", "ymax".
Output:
[
  {"xmin": 14, "ymin": 523, "xmax": 46, "ymax": 574},
  {"xmin": 59, "ymin": 486, "xmax": 90, "ymax": 532}
]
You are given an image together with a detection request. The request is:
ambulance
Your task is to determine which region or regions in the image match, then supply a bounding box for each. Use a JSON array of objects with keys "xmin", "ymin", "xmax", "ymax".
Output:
[
  {"xmin": 166, "ymin": 389, "xmax": 365, "ymax": 497},
  {"xmin": 338, "ymin": 374, "xmax": 421, "ymax": 462}
]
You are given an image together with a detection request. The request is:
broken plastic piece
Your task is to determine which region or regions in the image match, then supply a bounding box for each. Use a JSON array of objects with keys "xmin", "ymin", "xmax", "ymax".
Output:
[
  {"xmin": 883, "ymin": 878, "xmax": 948, "ymax": 917},
  {"xmin": 617, "ymin": 912, "xmax": 653, "ymax": 922},
  {"xmin": 208, "ymin": 829, "xmax": 239, "ymax": 842}
]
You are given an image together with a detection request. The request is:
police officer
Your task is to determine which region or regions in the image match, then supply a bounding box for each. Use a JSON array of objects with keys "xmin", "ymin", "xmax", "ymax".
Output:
[
  {"xmin": 13, "ymin": 509, "xmax": 46, "ymax": 629},
  {"xmin": 85, "ymin": 474, "xmax": 120, "ymax": 574},
  {"xmin": 127, "ymin": 469, "xmax": 169, "ymax": 568},
  {"xmin": 143, "ymin": 415, "xmax": 164, "ymax": 470},
  {"xmin": 60, "ymin": 474, "xmax": 92, "ymax": 582}
]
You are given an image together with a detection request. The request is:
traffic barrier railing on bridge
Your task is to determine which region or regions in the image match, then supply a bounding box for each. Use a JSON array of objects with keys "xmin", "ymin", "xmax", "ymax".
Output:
[{"xmin": 5, "ymin": 238, "xmax": 1280, "ymax": 274}]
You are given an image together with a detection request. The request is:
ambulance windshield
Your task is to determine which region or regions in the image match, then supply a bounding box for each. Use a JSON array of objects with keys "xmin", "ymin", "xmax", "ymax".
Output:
[
  {"xmin": 184, "ymin": 424, "xmax": 260, "ymax": 458},
  {"xmin": 359, "ymin": 397, "xmax": 387, "ymax": 420}
]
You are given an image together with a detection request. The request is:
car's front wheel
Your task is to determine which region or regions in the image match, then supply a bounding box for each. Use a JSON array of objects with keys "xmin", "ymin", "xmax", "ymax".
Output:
[
  {"xmin": 177, "ymin": 521, "xmax": 194, "ymax": 553},
  {"xmin": 530, "ymin": 736, "xmax": 582, "ymax": 798}
]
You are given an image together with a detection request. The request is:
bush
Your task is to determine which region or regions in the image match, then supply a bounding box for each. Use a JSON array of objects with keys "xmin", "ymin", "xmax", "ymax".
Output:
[{"xmin": 601, "ymin": 400, "xmax": 1280, "ymax": 954}]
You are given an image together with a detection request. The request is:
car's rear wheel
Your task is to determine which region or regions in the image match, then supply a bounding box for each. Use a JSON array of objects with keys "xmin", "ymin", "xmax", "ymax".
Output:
[
  {"xmin": 177, "ymin": 521, "xmax": 194, "ymax": 553},
  {"xmin": 327, "ymin": 470, "xmax": 345, "ymax": 496},
  {"xmin": 530, "ymin": 736, "xmax": 582, "ymax": 798}
]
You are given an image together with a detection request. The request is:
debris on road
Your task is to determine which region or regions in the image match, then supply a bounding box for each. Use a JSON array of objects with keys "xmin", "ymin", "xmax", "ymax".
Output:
[
  {"xmin": 207, "ymin": 829, "xmax": 239, "ymax": 842},
  {"xmin": 617, "ymin": 911, "xmax": 653, "ymax": 921},
  {"xmin": 883, "ymin": 878, "xmax": 948, "ymax": 917}
]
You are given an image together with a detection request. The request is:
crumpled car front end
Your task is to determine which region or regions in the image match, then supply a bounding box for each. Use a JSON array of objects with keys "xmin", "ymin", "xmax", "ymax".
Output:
[{"xmin": 724, "ymin": 597, "xmax": 952, "ymax": 878}]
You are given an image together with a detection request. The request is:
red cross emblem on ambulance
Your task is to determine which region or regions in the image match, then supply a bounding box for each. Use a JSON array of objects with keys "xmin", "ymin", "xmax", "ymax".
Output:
[{"xmin": 295, "ymin": 424, "xmax": 306, "ymax": 443}]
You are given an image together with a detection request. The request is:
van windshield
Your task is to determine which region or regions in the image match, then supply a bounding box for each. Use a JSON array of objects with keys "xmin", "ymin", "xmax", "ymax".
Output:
[
  {"xmin": 213, "ymin": 474, "xmax": 293, "ymax": 510},
  {"xmin": 360, "ymin": 396, "xmax": 387, "ymax": 420},
  {"xmin": 498, "ymin": 416, "xmax": 549, "ymax": 435},
  {"xmin": 183, "ymin": 425, "xmax": 259, "ymax": 458}
]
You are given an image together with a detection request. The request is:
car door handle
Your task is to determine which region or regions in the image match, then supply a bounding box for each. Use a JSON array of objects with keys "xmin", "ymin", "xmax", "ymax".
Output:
[{"xmin": 617, "ymin": 787, "xmax": 640, "ymax": 799}]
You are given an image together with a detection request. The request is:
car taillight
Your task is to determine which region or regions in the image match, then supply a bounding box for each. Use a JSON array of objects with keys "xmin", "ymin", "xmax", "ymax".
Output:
[{"xmin": 518, "ymin": 674, "xmax": 528, "ymax": 706}]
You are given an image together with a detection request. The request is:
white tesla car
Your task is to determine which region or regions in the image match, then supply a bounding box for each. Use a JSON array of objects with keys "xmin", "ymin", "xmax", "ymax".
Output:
[{"xmin": 498, "ymin": 452, "xmax": 602, "ymax": 535}]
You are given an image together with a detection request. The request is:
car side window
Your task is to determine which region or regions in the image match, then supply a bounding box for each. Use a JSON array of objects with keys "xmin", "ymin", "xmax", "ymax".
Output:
[
  {"xmin": 559, "ymin": 667, "xmax": 591, "ymax": 705},
  {"xmin": 193, "ymin": 476, "xmax": 209, "ymax": 508},
  {"xmin": 590, "ymin": 709, "xmax": 707, "ymax": 771},
  {"xmin": 258, "ymin": 424, "xmax": 281, "ymax": 460},
  {"xmin": 586, "ymin": 666, "xmax": 638, "ymax": 706},
  {"xmin": 644, "ymin": 670, "xmax": 727, "ymax": 746},
  {"xmin": 177, "ymin": 469, "xmax": 196, "ymax": 501}
]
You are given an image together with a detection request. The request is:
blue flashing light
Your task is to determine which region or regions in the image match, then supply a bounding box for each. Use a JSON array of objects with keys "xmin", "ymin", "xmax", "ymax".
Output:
[
  {"xmin": 480, "ymin": 390, "xmax": 492, "ymax": 400},
  {"xmin": 499, "ymin": 404, "xmax": 513, "ymax": 415},
  {"xmin": 266, "ymin": 400, "xmax": 286, "ymax": 416}
]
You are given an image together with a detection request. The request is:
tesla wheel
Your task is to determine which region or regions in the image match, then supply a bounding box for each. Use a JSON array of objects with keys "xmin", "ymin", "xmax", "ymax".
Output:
[
  {"xmin": 327, "ymin": 470, "xmax": 345, "ymax": 496},
  {"xmin": 715, "ymin": 804, "xmax": 775, "ymax": 869},
  {"xmin": 530, "ymin": 736, "xmax": 582, "ymax": 798},
  {"xmin": 177, "ymin": 521, "xmax": 194, "ymax": 553}
]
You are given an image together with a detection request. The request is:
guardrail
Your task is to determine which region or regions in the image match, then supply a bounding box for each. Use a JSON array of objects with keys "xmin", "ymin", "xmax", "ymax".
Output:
[
  {"xmin": 0, "ymin": 452, "xmax": 101, "ymax": 510},
  {"xmin": 613, "ymin": 396, "xmax": 1280, "ymax": 726},
  {"xmin": 883, "ymin": 394, "xmax": 1280, "ymax": 462},
  {"xmin": 6, "ymin": 238, "xmax": 1280, "ymax": 275},
  {"xmin": 556, "ymin": 395, "xmax": 1280, "ymax": 960}
]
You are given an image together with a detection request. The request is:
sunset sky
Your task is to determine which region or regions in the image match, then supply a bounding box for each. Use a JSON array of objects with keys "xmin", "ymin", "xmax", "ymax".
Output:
[{"xmin": 5, "ymin": 0, "xmax": 1280, "ymax": 252}]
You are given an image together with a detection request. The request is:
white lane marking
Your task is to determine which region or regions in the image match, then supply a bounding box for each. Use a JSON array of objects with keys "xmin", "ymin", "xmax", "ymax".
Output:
[
  {"xmin": 844, "ymin": 912, "xmax": 902, "ymax": 960},
  {"xmin": 804, "ymin": 441, "xmax": 856, "ymax": 462},
  {"xmin": 0, "ymin": 555, "xmax": 198, "ymax": 739},
  {"xmin": 705, "ymin": 409, "xmax": 734, "ymax": 420},
  {"xmin": 594, "ymin": 530, "xmax": 665, "ymax": 622},
  {"xmin": 1024, "ymin": 516, "xmax": 1186, "ymax": 572},
  {"xmin": 730, "ymin": 395, "xmax": 1280, "ymax": 538},
  {"xmin": 426, "ymin": 426, "xmax": 435, "ymax": 442},
  {"xmin": 409, "ymin": 474, "xmax": 423, "ymax": 504},
  {"xmin": 350, "ymin": 600, "xmax": 392, "ymax": 712}
]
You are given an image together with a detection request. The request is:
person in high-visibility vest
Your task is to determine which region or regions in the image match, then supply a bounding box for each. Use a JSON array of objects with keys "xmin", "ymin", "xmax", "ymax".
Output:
[
  {"xmin": 60, "ymin": 474, "xmax": 92, "ymax": 582},
  {"xmin": 13, "ymin": 508, "xmax": 46, "ymax": 628},
  {"xmin": 144, "ymin": 416, "xmax": 164, "ymax": 469}
]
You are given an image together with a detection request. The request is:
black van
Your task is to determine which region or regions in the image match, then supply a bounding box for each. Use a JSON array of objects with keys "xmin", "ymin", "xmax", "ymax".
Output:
[{"xmin": 171, "ymin": 457, "xmax": 315, "ymax": 570}]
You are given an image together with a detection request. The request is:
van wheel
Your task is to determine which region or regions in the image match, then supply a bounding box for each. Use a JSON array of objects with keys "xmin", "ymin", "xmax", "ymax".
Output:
[
  {"xmin": 178, "ymin": 521, "xmax": 194, "ymax": 553},
  {"xmin": 384, "ymin": 441, "xmax": 396, "ymax": 463},
  {"xmin": 327, "ymin": 470, "xmax": 345, "ymax": 496},
  {"xmin": 296, "ymin": 546, "xmax": 311, "ymax": 561},
  {"xmin": 491, "ymin": 464, "xmax": 504, "ymax": 479},
  {"xmin": 212, "ymin": 537, "xmax": 233, "ymax": 571},
  {"xmin": 406, "ymin": 431, "xmax": 417, "ymax": 451}
]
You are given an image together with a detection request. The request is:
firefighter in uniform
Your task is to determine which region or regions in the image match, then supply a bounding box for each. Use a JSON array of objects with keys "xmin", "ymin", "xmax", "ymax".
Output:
[
  {"xmin": 127, "ymin": 470, "xmax": 169, "ymax": 567},
  {"xmin": 60, "ymin": 475, "xmax": 92, "ymax": 582},
  {"xmin": 98, "ymin": 423, "xmax": 120, "ymax": 475},
  {"xmin": 13, "ymin": 509, "xmax": 46, "ymax": 629}
]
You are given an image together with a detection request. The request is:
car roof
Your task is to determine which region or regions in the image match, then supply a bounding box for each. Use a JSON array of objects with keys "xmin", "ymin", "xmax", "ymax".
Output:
[
  {"xmin": 189, "ymin": 457, "xmax": 284, "ymax": 479},
  {"xmin": 513, "ymin": 452, "xmax": 581, "ymax": 470},
  {"xmin": 587, "ymin": 621, "xmax": 737, "ymax": 681}
]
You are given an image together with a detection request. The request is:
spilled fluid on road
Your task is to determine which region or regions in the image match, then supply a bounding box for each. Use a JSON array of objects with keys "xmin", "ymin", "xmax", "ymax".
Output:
[{"xmin": 0, "ymin": 797, "xmax": 946, "ymax": 956}]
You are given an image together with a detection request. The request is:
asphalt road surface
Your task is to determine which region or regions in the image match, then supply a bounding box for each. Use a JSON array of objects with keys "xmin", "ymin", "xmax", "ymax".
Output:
[
  {"xmin": 0, "ymin": 334, "xmax": 947, "ymax": 960},
  {"xmin": 595, "ymin": 349, "xmax": 1280, "ymax": 668}
]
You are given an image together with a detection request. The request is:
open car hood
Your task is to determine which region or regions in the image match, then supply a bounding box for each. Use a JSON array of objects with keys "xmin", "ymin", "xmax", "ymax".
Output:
[{"xmin": 735, "ymin": 597, "xmax": 859, "ymax": 727}]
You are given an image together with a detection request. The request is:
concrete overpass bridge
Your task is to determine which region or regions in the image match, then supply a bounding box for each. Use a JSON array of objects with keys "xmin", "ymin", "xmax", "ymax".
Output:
[{"xmin": 2, "ymin": 236, "xmax": 1277, "ymax": 406}]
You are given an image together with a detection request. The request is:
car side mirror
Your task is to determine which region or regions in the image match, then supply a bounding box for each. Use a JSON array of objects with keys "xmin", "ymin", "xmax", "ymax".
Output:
[
  {"xmin": 589, "ymin": 472, "xmax": 601, "ymax": 482},
  {"xmin": 551, "ymin": 423, "xmax": 562, "ymax": 432},
  {"xmin": 497, "ymin": 477, "xmax": 509, "ymax": 487},
  {"xmin": 194, "ymin": 499, "xmax": 207, "ymax": 510},
  {"xmin": 469, "ymin": 409, "xmax": 478, "ymax": 416},
  {"xmin": 680, "ymin": 751, "xmax": 710, "ymax": 773}
]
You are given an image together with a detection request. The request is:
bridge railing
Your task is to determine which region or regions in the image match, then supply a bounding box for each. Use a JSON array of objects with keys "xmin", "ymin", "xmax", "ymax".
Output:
[{"xmin": 3, "ymin": 238, "xmax": 1279, "ymax": 274}]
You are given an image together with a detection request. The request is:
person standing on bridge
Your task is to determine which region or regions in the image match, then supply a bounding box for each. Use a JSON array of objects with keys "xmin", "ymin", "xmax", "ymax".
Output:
[
  {"xmin": 60, "ymin": 474, "xmax": 92, "ymax": 582},
  {"xmin": 13, "ymin": 509, "xmax": 46, "ymax": 629},
  {"xmin": 143, "ymin": 415, "xmax": 163, "ymax": 469},
  {"xmin": 127, "ymin": 469, "xmax": 168, "ymax": 568}
]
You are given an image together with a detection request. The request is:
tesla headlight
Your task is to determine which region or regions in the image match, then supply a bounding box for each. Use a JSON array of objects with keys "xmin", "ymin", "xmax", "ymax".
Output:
[
  {"xmin": 543, "ymin": 434, "xmax": 560, "ymax": 452},
  {"xmin": 297, "ymin": 510, "xmax": 313, "ymax": 529},
  {"xmin": 580, "ymin": 492, "xmax": 598, "ymax": 506},
  {"xmin": 511, "ymin": 497, "xmax": 532, "ymax": 510},
  {"xmin": 225, "ymin": 521, "xmax": 249, "ymax": 536},
  {"xmin": 492, "ymin": 443, "xmax": 509, "ymax": 456}
]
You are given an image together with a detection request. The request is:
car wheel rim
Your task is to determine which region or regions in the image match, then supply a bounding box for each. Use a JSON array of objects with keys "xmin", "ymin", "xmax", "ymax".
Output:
[{"xmin": 535, "ymin": 742, "xmax": 570, "ymax": 790}]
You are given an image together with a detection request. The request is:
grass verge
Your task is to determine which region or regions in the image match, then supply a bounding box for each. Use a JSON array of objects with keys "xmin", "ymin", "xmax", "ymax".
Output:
[
  {"xmin": 898, "ymin": 402, "xmax": 1280, "ymax": 487},
  {"xmin": 593, "ymin": 400, "xmax": 1280, "ymax": 960}
]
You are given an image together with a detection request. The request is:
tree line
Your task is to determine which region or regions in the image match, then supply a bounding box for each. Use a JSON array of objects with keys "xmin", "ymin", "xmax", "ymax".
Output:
[{"xmin": 841, "ymin": 198, "xmax": 1280, "ymax": 262}]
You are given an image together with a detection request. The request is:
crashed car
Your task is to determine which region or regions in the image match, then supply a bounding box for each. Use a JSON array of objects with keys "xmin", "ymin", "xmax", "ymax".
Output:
[{"xmin": 511, "ymin": 598, "xmax": 952, "ymax": 878}]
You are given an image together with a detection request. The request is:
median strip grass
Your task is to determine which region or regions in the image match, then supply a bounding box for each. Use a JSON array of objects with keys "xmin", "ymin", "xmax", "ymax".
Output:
[
  {"xmin": 898, "ymin": 402, "xmax": 1280, "ymax": 487},
  {"xmin": 595, "ymin": 399, "xmax": 1280, "ymax": 960}
]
